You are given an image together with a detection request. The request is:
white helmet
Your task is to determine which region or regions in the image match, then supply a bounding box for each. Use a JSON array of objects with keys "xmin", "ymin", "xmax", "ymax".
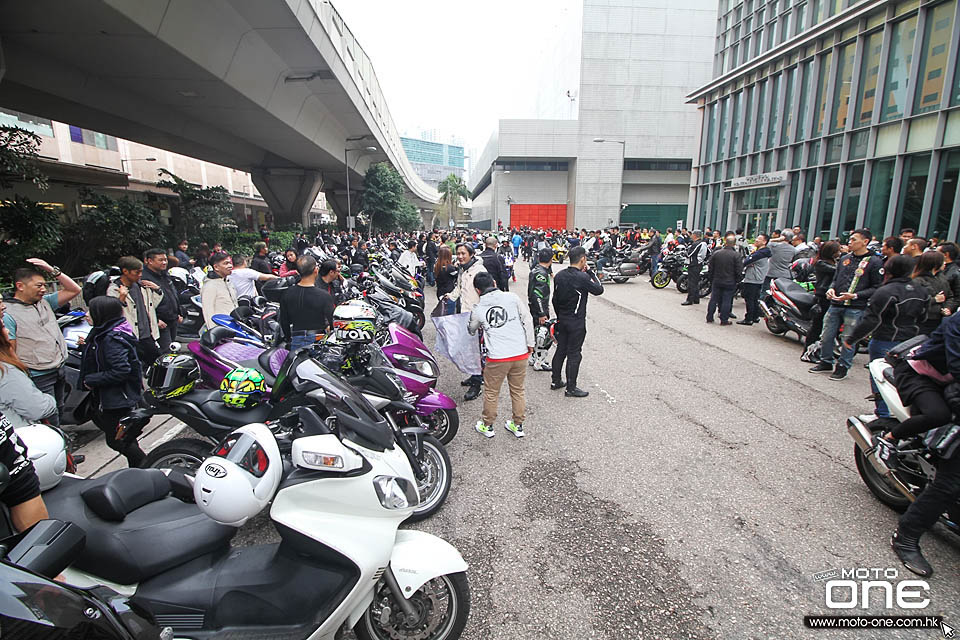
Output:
[
  {"xmin": 193, "ymin": 423, "xmax": 281, "ymax": 527},
  {"xmin": 15, "ymin": 424, "xmax": 68, "ymax": 491}
]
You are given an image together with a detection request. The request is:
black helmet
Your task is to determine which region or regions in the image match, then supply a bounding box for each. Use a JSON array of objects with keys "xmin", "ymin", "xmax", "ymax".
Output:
[{"xmin": 146, "ymin": 353, "xmax": 201, "ymax": 401}]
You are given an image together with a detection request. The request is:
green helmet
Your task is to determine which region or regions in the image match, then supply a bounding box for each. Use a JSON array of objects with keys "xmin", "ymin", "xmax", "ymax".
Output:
[{"xmin": 219, "ymin": 367, "xmax": 267, "ymax": 409}]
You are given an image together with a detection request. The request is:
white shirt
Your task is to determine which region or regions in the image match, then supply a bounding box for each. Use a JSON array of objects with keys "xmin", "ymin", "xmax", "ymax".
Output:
[
  {"xmin": 231, "ymin": 268, "xmax": 261, "ymax": 298},
  {"xmin": 664, "ymin": 233, "xmax": 675, "ymax": 244},
  {"xmin": 398, "ymin": 250, "xmax": 422, "ymax": 274}
]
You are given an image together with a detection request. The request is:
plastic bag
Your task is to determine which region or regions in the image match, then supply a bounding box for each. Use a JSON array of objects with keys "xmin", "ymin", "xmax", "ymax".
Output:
[{"xmin": 432, "ymin": 312, "xmax": 482, "ymax": 376}]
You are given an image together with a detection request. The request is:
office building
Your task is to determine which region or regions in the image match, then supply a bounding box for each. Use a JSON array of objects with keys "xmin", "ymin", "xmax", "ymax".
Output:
[
  {"xmin": 400, "ymin": 136, "xmax": 466, "ymax": 190},
  {"xmin": 471, "ymin": 0, "xmax": 717, "ymax": 231},
  {"xmin": 688, "ymin": 0, "xmax": 960, "ymax": 241}
]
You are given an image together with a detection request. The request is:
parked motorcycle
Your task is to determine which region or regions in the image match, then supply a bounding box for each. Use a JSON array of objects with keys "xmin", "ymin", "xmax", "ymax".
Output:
[
  {"xmin": 847, "ymin": 342, "xmax": 960, "ymax": 535},
  {"xmin": 43, "ymin": 402, "xmax": 471, "ymax": 640},
  {"xmin": 588, "ymin": 248, "xmax": 643, "ymax": 284},
  {"xmin": 759, "ymin": 277, "xmax": 817, "ymax": 340}
]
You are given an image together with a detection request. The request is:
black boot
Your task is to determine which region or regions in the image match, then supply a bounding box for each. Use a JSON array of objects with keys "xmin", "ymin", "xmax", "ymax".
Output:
[
  {"xmin": 464, "ymin": 385, "xmax": 482, "ymax": 401},
  {"xmin": 891, "ymin": 529, "xmax": 934, "ymax": 577}
]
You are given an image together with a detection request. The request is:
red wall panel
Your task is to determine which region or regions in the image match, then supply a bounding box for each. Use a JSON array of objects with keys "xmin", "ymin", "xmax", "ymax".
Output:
[{"xmin": 510, "ymin": 204, "xmax": 567, "ymax": 230}]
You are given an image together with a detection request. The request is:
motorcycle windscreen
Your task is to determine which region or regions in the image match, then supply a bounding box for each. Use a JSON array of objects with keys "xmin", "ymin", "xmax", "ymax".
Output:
[{"xmin": 293, "ymin": 358, "xmax": 394, "ymax": 449}]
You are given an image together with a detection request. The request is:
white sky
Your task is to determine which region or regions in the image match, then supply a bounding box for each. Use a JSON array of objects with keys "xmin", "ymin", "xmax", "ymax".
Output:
[{"xmin": 334, "ymin": 0, "xmax": 582, "ymax": 164}]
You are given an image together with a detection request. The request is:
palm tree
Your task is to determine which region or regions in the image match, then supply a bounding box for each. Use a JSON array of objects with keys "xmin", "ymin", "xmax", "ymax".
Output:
[{"xmin": 437, "ymin": 173, "xmax": 470, "ymax": 229}]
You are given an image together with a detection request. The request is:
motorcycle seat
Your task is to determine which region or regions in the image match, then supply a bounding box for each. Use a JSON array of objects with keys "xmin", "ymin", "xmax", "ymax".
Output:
[
  {"xmin": 44, "ymin": 470, "xmax": 235, "ymax": 584},
  {"xmin": 775, "ymin": 278, "xmax": 816, "ymax": 310},
  {"xmin": 165, "ymin": 389, "xmax": 274, "ymax": 428},
  {"xmin": 257, "ymin": 346, "xmax": 289, "ymax": 387}
]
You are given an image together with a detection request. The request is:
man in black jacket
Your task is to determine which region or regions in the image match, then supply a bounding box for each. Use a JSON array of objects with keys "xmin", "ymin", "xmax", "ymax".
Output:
[
  {"xmin": 141, "ymin": 248, "xmax": 181, "ymax": 354},
  {"xmin": 480, "ymin": 236, "xmax": 509, "ymax": 291},
  {"xmin": 251, "ymin": 242, "xmax": 273, "ymax": 275},
  {"xmin": 682, "ymin": 230, "xmax": 708, "ymax": 306},
  {"xmin": 647, "ymin": 229, "xmax": 663, "ymax": 282},
  {"xmin": 938, "ymin": 242, "xmax": 960, "ymax": 315},
  {"xmin": 551, "ymin": 246, "xmax": 603, "ymax": 397},
  {"xmin": 705, "ymin": 234, "xmax": 743, "ymax": 325},
  {"xmin": 424, "ymin": 233, "xmax": 439, "ymax": 287},
  {"xmin": 809, "ymin": 228, "xmax": 884, "ymax": 380}
]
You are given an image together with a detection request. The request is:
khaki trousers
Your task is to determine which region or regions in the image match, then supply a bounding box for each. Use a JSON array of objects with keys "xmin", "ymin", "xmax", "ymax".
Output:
[{"xmin": 481, "ymin": 358, "xmax": 527, "ymax": 426}]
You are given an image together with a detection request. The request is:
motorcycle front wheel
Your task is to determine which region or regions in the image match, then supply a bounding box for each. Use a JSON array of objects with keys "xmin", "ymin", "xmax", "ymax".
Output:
[
  {"xmin": 423, "ymin": 408, "xmax": 459, "ymax": 445},
  {"xmin": 651, "ymin": 271, "xmax": 671, "ymax": 289},
  {"xmin": 356, "ymin": 572, "xmax": 470, "ymax": 640},
  {"xmin": 405, "ymin": 435, "xmax": 452, "ymax": 523}
]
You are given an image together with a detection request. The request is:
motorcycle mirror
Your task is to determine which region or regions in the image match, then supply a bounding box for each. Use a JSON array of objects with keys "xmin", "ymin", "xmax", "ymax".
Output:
[{"xmin": 292, "ymin": 434, "xmax": 363, "ymax": 473}]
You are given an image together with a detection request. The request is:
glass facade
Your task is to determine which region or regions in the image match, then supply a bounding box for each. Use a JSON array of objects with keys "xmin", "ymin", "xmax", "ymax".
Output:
[{"xmin": 692, "ymin": 0, "xmax": 960, "ymax": 241}]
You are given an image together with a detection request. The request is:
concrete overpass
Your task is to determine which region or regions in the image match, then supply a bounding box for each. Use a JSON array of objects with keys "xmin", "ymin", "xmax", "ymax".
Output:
[{"xmin": 0, "ymin": 0, "xmax": 439, "ymax": 228}]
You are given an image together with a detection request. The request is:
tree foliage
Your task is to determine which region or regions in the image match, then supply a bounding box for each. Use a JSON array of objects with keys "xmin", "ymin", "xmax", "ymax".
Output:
[
  {"xmin": 437, "ymin": 173, "xmax": 469, "ymax": 228},
  {"xmin": 396, "ymin": 200, "xmax": 423, "ymax": 233},
  {"xmin": 0, "ymin": 126, "xmax": 48, "ymax": 191},
  {"xmin": 56, "ymin": 189, "xmax": 169, "ymax": 273},
  {"xmin": 156, "ymin": 169, "xmax": 235, "ymax": 245},
  {"xmin": 360, "ymin": 162, "xmax": 417, "ymax": 233},
  {"xmin": 0, "ymin": 196, "xmax": 62, "ymax": 278}
]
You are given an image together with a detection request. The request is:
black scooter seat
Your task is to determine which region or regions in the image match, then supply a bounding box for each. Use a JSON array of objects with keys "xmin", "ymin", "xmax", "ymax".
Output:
[
  {"xmin": 775, "ymin": 278, "xmax": 816, "ymax": 310},
  {"xmin": 44, "ymin": 470, "xmax": 235, "ymax": 584},
  {"xmin": 166, "ymin": 389, "xmax": 274, "ymax": 428}
]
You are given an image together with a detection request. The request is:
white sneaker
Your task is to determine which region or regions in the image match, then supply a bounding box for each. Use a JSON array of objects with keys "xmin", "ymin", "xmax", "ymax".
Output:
[
  {"xmin": 475, "ymin": 421, "xmax": 495, "ymax": 438},
  {"xmin": 505, "ymin": 420, "xmax": 525, "ymax": 438}
]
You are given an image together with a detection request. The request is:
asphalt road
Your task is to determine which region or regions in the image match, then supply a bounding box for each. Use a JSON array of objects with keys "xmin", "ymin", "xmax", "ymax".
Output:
[{"xmin": 78, "ymin": 260, "xmax": 960, "ymax": 639}]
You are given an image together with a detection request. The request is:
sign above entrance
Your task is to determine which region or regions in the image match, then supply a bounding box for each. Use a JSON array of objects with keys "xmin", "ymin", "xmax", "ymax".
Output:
[{"xmin": 729, "ymin": 171, "xmax": 788, "ymax": 190}]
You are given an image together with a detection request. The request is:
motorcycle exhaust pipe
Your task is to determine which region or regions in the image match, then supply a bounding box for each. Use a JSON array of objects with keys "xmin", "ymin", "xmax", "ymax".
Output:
[
  {"xmin": 758, "ymin": 299, "xmax": 773, "ymax": 320},
  {"xmin": 846, "ymin": 416, "xmax": 916, "ymax": 503}
]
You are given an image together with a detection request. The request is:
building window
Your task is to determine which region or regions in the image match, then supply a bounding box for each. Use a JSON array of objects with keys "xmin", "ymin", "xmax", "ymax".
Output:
[
  {"xmin": 913, "ymin": 1, "xmax": 955, "ymax": 115},
  {"xmin": 782, "ymin": 66, "xmax": 797, "ymax": 145},
  {"xmin": 813, "ymin": 51, "xmax": 833, "ymax": 137},
  {"xmin": 743, "ymin": 85, "xmax": 754, "ymax": 151},
  {"xmin": 497, "ymin": 161, "xmax": 568, "ymax": 171},
  {"xmin": 796, "ymin": 59, "xmax": 814, "ymax": 141},
  {"xmin": 755, "ymin": 79, "xmax": 768, "ymax": 152},
  {"xmin": 841, "ymin": 163, "xmax": 866, "ymax": 231},
  {"xmin": 68, "ymin": 125, "xmax": 118, "ymax": 151},
  {"xmin": 826, "ymin": 135, "xmax": 843, "ymax": 163},
  {"xmin": 767, "ymin": 73, "xmax": 782, "ymax": 149},
  {"xmin": 855, "ymin": 31, "xmax": 884, "ymax": 127},
  {"xmin": 850, "ymin": 129, "xmax": 870, "ymax": 159},
  {"xmin": 880, "ymin": 16, "xmax": 919, "ymax": 122},
  {"xmin": 930, "ymin": 149, "xmax": 960, "ymax": 238},
  {"xmin": 705, "ymin": 103, "xmax": 718, "ymax": 163},
  {"xmin": 799, "ymin": 168, "xmax": 818, "ymax": 232},
  {"xmin": 718, "ymin": 97, "xmax": 730, "ymax": 160},
  {"xmin": 730, "ymin": 91, "xmax": 743, "ymax": 156},
  {"xmin": 896, "ymin": 154, "xmax": 932, "ymax": 232},
  {"xmin": 0, "ymin": 109, "xmax": 54, "ymax": 137},
  {"xmin": 867, "ymin": 159, "xmax": 896, "ymax": 233},
  {"xmin": 624, "ymin": 160, "xmax": 693, "ymax": 171},
  {"xmin": 818, "ymin": 166, "xmax": 841, "ymax": 237},
  {"xmin": 787, "ymin": 176, "xmax": 800, "ymax": 224},
  {"xmin": 831, "ymin": 43, "xmax": 856, "ymax": 133}
]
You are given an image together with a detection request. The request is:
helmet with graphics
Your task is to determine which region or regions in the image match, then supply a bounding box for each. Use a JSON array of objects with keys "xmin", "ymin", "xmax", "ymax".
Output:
[
  {"xmin": 332, "ymin": 304, "xmax": 377, "ymax": 344},
  {"xmin": 219, "ymin": 367, "xmax": 267, "ymax": 409}
]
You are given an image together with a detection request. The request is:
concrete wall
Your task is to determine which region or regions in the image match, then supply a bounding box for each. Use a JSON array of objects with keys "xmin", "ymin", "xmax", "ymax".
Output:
[{"xmin": 574, "ymin": 0, "xmax": 717, "ymax": 229}]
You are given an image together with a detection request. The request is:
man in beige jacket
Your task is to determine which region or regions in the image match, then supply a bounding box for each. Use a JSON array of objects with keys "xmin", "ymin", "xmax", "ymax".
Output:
[
  {"xmin": 107, "ymin": 256, "xmax": 163, "ymax": 365},
  {"xmin": 200, "ymin": 253, "xmax": 239, "ymax": 330}
]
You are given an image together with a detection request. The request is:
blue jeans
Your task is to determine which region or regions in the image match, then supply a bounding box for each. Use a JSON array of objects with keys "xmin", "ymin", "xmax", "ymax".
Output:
[
  {"xmin": 290, "ymin": 331, "xmax": 321, "ymax": 351},
  {"xmin": 650, "ymin": 254, "xmax": 660, "ymax": 280},
  {"xmin": 868, "ymin": 339, "xmax": 899, "ymax": 417},
  {"xmin": 443, "ymin": 298, "xmax": 457, "ymax": 315},
  {"xmin": 818, "ymin": 306, "xmax": 864, "ymax": 369}
]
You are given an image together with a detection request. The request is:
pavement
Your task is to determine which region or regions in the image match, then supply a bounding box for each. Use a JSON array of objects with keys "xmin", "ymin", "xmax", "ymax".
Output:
[{"xmin": 73, "ymin": 261, "xmax": 960, "ymax": 639}]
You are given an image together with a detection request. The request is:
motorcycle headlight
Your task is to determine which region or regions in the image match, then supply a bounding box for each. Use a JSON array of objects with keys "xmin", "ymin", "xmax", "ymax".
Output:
[
  {"xmin": 393, "ymin": 353, "xmax": 438, "ymax": 377},
  {"xmin": 373, "ymin": 475, "xmax": 419, "ymax": 509}
]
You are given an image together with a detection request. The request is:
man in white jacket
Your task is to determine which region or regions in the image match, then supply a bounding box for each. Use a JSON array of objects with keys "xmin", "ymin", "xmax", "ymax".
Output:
[{"xmin": 468, "ymin": 272, "xmax": 535, "ymax": 438}]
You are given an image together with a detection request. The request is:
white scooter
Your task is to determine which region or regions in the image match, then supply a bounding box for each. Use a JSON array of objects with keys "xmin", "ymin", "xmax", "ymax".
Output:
[
  {"xmin": 43, "ymin": 360, "xmax": 470, "ymax": 640},
  {"xmin": 847, "ymin": 339, "xmax": 960, "ymax": 535}
]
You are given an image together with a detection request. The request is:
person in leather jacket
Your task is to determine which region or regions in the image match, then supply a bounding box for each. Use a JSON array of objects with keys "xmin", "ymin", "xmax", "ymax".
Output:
[
  {"xmin": 937, "ymin": 242, "xmax": 960, "ymax": 315},
  {"xmin": 78, "ymin": 296, "xmax": 146, "ymax": 468},
  {"xmin": 528, "ymin": 249, "xmax": 553, "ymax": 324},
  {"xmin": 845, "ymin": 255, "xmax": 929, "ymax": 419},
  {"xmin": 802, "ymin": 241, "xmax": 840, "ymax": 352}
]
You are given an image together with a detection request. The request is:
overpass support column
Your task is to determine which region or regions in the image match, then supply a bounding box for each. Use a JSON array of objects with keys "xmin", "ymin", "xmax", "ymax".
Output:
[{"xmin": 251, "ymin": 167, "xmax": 323, "ymax": 229}]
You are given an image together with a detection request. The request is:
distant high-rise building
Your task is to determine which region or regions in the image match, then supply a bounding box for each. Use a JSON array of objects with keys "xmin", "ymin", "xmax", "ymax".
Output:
[
  {"xmin": 687, "ymin": 0, "xmax": 960, "ymax": 241},
  {"xmin": 401, "ymin": 136, "xmax": 466, "ymax": 189}
]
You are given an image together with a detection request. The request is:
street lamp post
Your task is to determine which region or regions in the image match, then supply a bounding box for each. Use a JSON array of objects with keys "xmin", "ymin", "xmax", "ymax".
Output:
[
  {"xmin": 593, "ymin": 138, "xmax": 626, "ymax": 229},
  {"xmin": 344, "ymin": 137, "xmax": 377, "ymax": 233},
  {"xmin": 120, "ymin": 157, "xmax": 157, "ymax": 173}
]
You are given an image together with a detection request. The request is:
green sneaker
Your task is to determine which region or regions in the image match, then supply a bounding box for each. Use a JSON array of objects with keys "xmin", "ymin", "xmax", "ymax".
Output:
[
  {"xmin": 475, "ymin": 421, "xmax": 495, "ymax": 438},
  {"xmin": 504, "ymin": 420, "xmax": 525, "ymax": 438}
]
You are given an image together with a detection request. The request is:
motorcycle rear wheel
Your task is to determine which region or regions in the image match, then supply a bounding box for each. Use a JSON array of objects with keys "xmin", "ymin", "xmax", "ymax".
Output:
[
  {"xmin": 405, "ymin": 435, "xmax": 452, "ymax": 523},
  {"xmin": 676, "ymin": 275, "xmax": 689, "ymax": 294},
  {"xmin": 356, "ymin": 572, "xmax": 470, "ymax": 640},
  {"xmin": 142, "ymin": 438, "xmax": 213, "ymax": 472},
  {"xmin": 412, "ymin": 309, "xmax": 426, "ymax": 331},
  {"xmin": 698, "ymin": 279, "xmax": 712, "ymax": 298},
  {"xmin": 651, "ymin": 271, "xmax": 670, "ymax": 289},
  {"xmin": 853, "ymin": 444, "xmax": 912, "ymax": 512},
  {"xmin": 764, "ymin": 316, "xmax": 789, "ymax": 335}
]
